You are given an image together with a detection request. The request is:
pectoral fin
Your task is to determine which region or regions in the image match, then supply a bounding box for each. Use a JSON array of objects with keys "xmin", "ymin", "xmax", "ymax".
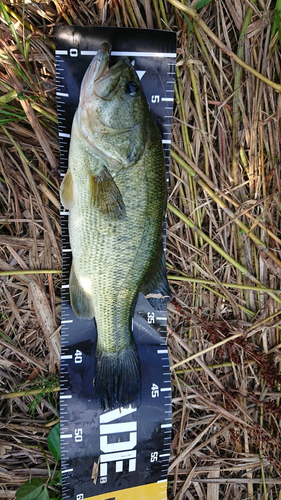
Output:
[
  {"xmin": 90, "ymin": 165, "xmax": 126, "ymax": 220},
  {"xmin": 60, "ymin": 171, "xmax": 74, "ymax": 209}
]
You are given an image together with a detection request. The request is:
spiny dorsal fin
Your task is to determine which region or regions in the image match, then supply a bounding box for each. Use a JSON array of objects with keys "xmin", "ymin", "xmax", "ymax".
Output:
[
  {"xmin": 60, "ymin": 171, "xmax": 74, "ymax": 209},
  {"xmin": 90, "ymin": 165, "xmax": 126, "ymax": 220}
]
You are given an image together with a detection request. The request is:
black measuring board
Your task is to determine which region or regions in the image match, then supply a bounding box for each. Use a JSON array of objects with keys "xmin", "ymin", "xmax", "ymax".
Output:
[{"xmin": 55, "ymin": 27, "xmax": 176, "ymax": 500}]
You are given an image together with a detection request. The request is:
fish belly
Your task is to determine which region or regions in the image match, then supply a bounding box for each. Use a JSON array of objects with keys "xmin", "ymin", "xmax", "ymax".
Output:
[{"xmin": 70, "ymin": 161, "xmax": 162, "ymax": 345}]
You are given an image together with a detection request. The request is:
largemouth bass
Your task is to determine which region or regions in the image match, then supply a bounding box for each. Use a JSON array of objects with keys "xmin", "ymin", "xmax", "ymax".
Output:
[{"xmin": 60, "ymin": 42, "xmax": 169, "ymax": 410}]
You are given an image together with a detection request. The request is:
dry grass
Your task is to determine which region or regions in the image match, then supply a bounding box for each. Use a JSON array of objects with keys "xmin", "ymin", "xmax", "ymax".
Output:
[{"xmin": 0, "ymin": 1, "xmax": 281, "ymax": 499}]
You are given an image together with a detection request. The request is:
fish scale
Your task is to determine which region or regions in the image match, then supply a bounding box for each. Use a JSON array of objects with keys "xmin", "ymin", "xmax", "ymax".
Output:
[{"xmin": 56, "ymin": 26, "xmax": 176, "ymax": 500}]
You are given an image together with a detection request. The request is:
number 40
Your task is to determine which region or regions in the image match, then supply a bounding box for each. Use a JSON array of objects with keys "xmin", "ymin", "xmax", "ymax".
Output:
[{"xmin": 74, "ymin": 350, "xmax": 82, "ymax": 364}]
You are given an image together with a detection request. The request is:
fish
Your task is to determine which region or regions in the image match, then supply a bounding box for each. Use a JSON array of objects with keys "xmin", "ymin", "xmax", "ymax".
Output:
[{"xmin": 60, "ymin": 42, "xmax": 170, "ymax": 410}]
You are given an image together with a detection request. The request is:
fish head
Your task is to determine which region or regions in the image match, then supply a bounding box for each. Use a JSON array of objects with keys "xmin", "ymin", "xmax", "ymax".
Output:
[{"xmin": 77, "ymin": 43, "xmax": 150, "ymax": 167}]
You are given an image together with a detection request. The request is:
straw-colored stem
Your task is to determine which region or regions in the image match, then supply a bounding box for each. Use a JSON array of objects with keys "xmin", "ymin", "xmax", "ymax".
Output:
[
  {"xmin": 175, "ymin": 359, "xmax": 257, "ymax": 375},
  {"xmin": 193, "ymin": 23, "xmax": 232, "ymax": 127},
  {"xmin": 0, "ymin": 269, "xmax": 61, "ymax": 277},
  {"xmin": 167, "ymin": 0, "xmax": 281, "ymax": 91},
  {"xmin": 0, "ymin": 386, "xmax": 60, "ymax": 400},
  {"xmin": 152, "ymin": 0, "xmax": 162, "ymax": 28},
  {"xmin": 51, "ymin": 0, "xmax": 72, "ymax": 24},
  {"xmin": 172, "ymin": 143, "xmax": 281, "ymax": 246},
  {"xmin": 125, "ymin": 0, "xmax": 138, "ymax": 27},
  {"xmin": 1, "ymin": 2, "xmax": 33, "ymax": 31},
  {"xmin": 170, "ymin": 333, "xmax": 243, "ymax": 370},
  {"xmin": 0, "ymin": 3, "xmax": 25, "ymax": 57},
  {"xmin": 259, "ymin": 404, "xmax": 267, "ymax": 498},
  {"xmin": 168, "ymin": 202, "xmax": 281, "ymax": 306},
  {"xmin": 232, "ymin": 1, "xmax": 255, "ymax": 185},
  {"xmin": 31, "ymin": 103, "xmax": 58, "ymax": 124},
  {"xmin": 158, "ymin": 0, "xmax": 168, "ymax": 26},
  {"xmin": 174, "ymin": 66, "xmax": 203, "ymax": 248},
  {"xmin": 44, "ymin": 418, "xmax": 60, "ymax": 428},
  {"xmin": 189, "ymin": 63, "xmax": 209, "ymax": 177},
  {"xmin": 247, "ymin": 310, "xmax": 281, "ymax": 333},
  {"xmin": 172, "ymin": 82, "xmax": 189, "ymax": 207},
  {"xmin": 202, "ymin": 283, "xmax": 254, "ymax": 316},
  {"xmin": 171, "ymin": 149, "xmax": 281, "ymax": 269},
  {"xmin": 167, "ymin": 275, "xmax": 281, "ymax": 294}
]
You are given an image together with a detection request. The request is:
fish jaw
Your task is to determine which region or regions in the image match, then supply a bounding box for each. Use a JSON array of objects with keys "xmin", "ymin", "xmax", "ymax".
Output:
[
  {"xmin": 79, "ymin": 42, "xmax": 111, "ymax": 102},
  {"xmin": 79, "ymin": 42, "xmax": 125, "ymax": 102},
  {"xmin": 93, "ymin": 59, "xmax": 125, "ymax": 99}
]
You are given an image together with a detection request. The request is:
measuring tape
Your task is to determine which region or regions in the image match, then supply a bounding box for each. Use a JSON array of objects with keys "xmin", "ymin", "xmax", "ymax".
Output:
[{"xmin": 55, "ymin": 27, "xmax": 176, "ymax": 500}]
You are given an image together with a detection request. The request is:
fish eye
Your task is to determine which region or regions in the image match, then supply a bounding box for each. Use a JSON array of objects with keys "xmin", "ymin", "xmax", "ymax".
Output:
[{"xmin": 125, "ymin": 81, "xmax": 140, "ymax": 96}]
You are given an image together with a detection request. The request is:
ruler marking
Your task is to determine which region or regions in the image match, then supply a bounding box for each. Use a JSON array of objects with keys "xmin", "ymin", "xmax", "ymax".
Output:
[
  {"xmin": 80, "ymin": 50, "xmax": 177, "ymax": 57},
  {"xmin": 61, "ymin": 434, "xmax": 73, "ymax": 439},
  {"xmin": 157, "ymin": 349, "xmax": 168, "ymax": 354},
  {"xmin": 61, "ymin": 355, "xmax": 73, "ymax": 360},
  {"xmin": 161, "ymin": 387, "xmax": 171, "ymax": 392}
]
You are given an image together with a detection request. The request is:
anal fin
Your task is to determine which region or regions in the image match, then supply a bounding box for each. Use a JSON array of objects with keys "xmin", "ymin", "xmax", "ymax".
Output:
[
  {"xmin": 70, "ymin": 265, "xmax": 95, "ymax": 320},
  {"xmin": 140, "ymin": 248, "xmax": 171, "ymax": 311},
  {"xmin": 90, "ymin": 165, "xmax": 125, "ymax": 220}
]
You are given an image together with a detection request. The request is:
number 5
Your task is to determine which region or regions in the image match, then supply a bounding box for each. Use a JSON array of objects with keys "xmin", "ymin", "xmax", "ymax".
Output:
[{"xmin": 151, "ymin": 95, "xmax": 160, "ymax": 103}]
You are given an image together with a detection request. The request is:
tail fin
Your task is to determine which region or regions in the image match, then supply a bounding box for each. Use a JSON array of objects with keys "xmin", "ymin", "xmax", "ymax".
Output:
[{"xmin": 94, "ymin": 343, "xmax": 141, "ymax": 410}]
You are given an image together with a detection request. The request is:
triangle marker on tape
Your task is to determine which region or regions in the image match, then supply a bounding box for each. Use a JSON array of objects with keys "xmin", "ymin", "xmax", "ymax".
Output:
[{"xmin": 136, "ymin": 70, "xmax": 146, "ymax": 80}]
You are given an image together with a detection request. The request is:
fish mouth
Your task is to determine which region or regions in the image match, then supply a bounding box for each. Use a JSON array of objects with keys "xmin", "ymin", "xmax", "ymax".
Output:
[
  {"xmin": 93, "ymin": 43, "xmax": 126, "ymax": 99},
  {"xmin": 80, "ymin": 42, "xmax": 126, "ymax": 100}
]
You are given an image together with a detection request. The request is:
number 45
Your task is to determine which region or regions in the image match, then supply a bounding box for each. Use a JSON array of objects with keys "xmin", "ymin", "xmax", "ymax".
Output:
[{"xmin": 151, "ymin": 383, "xmax": 159, "ymax": 398}]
